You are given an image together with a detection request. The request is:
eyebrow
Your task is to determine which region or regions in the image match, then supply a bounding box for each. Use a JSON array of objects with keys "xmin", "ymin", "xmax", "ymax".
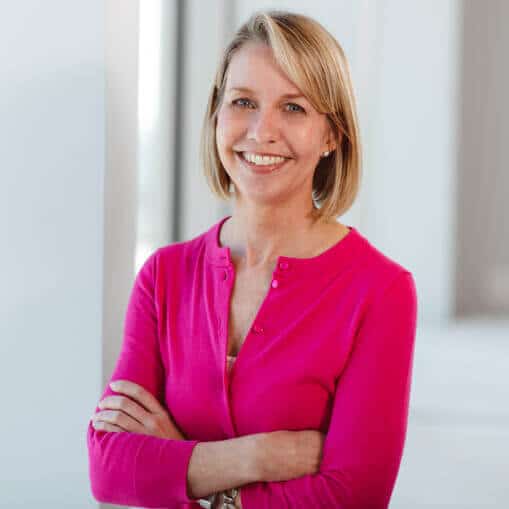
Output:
[{"xmin": 227, "ymin": 87, "xmax": 306, "ymax": 100}]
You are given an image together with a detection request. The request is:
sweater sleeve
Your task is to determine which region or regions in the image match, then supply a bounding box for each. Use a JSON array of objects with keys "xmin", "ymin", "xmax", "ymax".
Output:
[
  {"xmin": 86, "ymin": 249, "xmax": 201, "ymax": 508},
  {"xmin": 239, "ymin": 271, "xmax": 418, "ymax": 509}
]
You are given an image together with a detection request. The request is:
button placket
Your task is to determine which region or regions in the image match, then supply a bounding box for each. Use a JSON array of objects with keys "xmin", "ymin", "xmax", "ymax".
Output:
[
  {"xmin": 217, "ymin": 265, "xmax": 230, "ymax": 348},
  {"xmin": 218, "ymin": 255, "xmax": 291, "ymax": 358},
  {"xmin": 253, "ymin": 258, "xmax": 289, "ymax": 337},
  {"xmin": 272, "ymin": 259, "xmax": 290, "ymax": 288}
]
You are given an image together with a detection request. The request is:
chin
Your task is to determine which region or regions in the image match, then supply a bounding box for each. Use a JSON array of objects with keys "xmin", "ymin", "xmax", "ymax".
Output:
[{"xmin": 234, "ymin": 183, "xmax": 291, "ymax": 207}]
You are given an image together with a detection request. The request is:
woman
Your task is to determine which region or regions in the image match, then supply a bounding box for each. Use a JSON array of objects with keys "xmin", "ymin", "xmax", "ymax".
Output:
[{"xmin": 88, "ymin": 10, "xmax": 418, "ymax": 509}]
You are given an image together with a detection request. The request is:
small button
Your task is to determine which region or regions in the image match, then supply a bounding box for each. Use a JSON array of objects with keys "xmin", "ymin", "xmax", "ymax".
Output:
[
  {"xmin": 252, "ymin": 325, "xmax": 264, "ymax": 334},
  {"xmin": 271, "ymin": 279, "xmax": 279, "ymax": 289},
  {"xmin": 279, "ymin": 261, "xmax": 289, "ymax": 270}
]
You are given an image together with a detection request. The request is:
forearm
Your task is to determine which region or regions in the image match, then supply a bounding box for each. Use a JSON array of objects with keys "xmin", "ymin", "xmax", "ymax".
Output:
[{"xmin": 187, "ymin": 433, "xmax": 265, "ymax": 499}]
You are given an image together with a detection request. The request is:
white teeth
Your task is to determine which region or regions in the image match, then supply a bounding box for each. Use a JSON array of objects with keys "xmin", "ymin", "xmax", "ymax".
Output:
[{"xmin": 242, "ymin": 152, "xmax": 286, "ymax": 166}]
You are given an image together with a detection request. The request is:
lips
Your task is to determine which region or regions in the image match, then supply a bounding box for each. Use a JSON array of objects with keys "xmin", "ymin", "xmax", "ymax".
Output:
[
  {"xmin": 235, "ymin": 151, "xmax": 291, "ymax": 174},
  {"xmin": 240, "ymin": 150, "xmax": 290, "ymax": 159}
]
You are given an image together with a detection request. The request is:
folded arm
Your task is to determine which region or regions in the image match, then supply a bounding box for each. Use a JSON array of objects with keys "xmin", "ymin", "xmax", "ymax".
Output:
[
  {"xmin": 237, "ymin": 271, "xmax": 418, "ymax": 509},
  {"xmin": 87, "ymin": 251, "xmax": 199, "ymax": 506},
  {"xmin": 87, "ymin": 250, "xmax": 266, "ymax": 507}
]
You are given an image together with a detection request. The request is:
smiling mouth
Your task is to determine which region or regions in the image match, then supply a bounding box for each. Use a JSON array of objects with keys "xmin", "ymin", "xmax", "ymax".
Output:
[{"xmin": 235, "ymin": 151, "xmax": 291, "ymax": 173}]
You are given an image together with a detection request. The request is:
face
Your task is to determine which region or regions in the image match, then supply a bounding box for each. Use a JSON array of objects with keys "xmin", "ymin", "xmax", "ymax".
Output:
[{"xmin": 215, "ymin": 42, "xmax": 336, "ymax": 208}]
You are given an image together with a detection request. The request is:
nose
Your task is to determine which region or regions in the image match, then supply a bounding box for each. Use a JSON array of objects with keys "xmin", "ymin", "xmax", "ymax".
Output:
[{"xmin": 247, "ymin": 108, "xmax": 280, "ymax": 144}]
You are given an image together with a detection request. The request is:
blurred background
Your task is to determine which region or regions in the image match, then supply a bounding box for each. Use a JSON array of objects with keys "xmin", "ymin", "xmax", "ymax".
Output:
[{"xmin": 1, "ymin": 0, "xmax": 507, "ymax": 507}]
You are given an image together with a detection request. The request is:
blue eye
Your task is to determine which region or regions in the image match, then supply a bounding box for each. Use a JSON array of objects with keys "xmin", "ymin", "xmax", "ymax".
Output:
[
  {"xmin": 285, "ymin": 103, "xmax": 305, "ymax": 113},
  {"xmin": 232, "ymin": 98, "xmax": 254, "ymax": 108},
  {"xmin": 231, "ymin": 98, "xmax": 305, "ymax": 113}
]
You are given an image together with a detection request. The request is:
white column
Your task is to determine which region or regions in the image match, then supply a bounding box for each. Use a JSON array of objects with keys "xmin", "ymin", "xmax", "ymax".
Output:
[
  {"xmin": 180, "ymin": 0, "xmax": 236, "ymax": 241},
  {"xmin": 136, "ymin": 0, "xmax": 179, "ymax": 269}
]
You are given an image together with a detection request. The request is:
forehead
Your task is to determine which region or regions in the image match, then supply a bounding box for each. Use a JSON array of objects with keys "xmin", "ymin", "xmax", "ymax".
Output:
[{"xmin": 225, "ymin": 42, "xmax": 303, "ymax": 96}]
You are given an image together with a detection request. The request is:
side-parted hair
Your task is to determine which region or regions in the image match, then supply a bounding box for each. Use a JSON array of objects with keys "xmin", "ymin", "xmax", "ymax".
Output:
[{"xmin": 200, "ymin": 10, "xmax": 362, "ymax": 221}]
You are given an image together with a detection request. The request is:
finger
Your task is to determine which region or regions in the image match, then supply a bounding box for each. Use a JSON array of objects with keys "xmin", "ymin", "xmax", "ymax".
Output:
[
  {"xmin": 92, "ymin": 419, "xmax": 125, "ymax": 433},
  {"xmin": 109, "ymin": 380, "xmax": 165, "ymax": 415},
  {"xmin": 93, "ymin": 410, "xmax": 146, "ymax": 434},
  {"xmin": 97, "ymin": 395, "xmax": 148, "ymax": 425}
]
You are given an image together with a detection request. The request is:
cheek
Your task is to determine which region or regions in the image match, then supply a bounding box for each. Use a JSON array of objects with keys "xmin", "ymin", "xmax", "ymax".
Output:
[
  {"xmin": 216, "ymin": 108, "xmax": 240, "ymax": 146},
  {"xmin": 293, "ymin": 122, "xmax": 314, "ymax": 139},
  {"xmin": 215, "ymin": 111, "xmax": 239, "ymax": 172},
  {"xmin": 291, "ymin": 125, "xmax": 322, "ymax": 159}
]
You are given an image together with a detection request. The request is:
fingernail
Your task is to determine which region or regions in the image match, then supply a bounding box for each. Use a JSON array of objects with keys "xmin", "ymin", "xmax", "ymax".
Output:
[{"xmin": 110, "ymin": 381, "xmax": 119, "ymax": 390}]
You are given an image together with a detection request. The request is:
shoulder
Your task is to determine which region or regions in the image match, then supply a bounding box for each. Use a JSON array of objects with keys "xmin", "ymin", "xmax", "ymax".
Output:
[
  {"xmin": 350, "ymin": 228, "xmax": 417, "ymax": 305},
  {"xmin": 138, "ymin": 220, "xmax": 219, "ymax": 278},
  {"xmin": 343, "ymin": 230, "xmax": 418, "ymax": 343}
]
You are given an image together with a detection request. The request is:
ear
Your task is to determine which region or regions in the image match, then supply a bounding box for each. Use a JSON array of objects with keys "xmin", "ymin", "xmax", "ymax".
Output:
[
  {"xmin": 324, "ymin": 125, "xmax": 340, "ymax": 154},
  {"xmin": 324, "ymin": 136, "xmax": 338, "ymax": 154}
]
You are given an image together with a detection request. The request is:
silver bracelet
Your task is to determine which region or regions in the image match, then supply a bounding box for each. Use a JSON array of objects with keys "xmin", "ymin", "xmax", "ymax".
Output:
[
  {"xmin": 197, "ymin": 493, "xmax": 215, "ymax": 508},
  {"xmin": 222, "ymin": 487, "xmax": 239, "ymax": 508},
  {"xmin": 198, "ymin": 488, "xmax": 238, "ymax": 508}
]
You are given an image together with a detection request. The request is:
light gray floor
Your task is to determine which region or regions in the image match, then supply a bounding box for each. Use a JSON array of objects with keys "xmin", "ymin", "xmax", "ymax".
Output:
[{"xmin": 390, "ymin": 319, "xmax": 509, "ymax": 508}]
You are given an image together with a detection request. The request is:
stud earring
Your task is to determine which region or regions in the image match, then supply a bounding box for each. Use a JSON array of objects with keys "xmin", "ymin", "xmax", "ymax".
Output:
[{"xmin": 322, "ymin": 151, "xmax": 330, "ymax": 158}]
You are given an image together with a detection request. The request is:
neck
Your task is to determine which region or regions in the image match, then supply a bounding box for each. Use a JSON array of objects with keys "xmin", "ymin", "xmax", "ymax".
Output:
[{"xmin": 222, "ymin": 200, "xmax": 332, "ymax": 269}]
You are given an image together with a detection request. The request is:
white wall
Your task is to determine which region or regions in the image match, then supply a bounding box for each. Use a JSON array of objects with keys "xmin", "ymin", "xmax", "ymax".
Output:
[
  {"xmin": 364, "ymin": 0, "xmax": 460, "ymax": 326},
  {"xmin": 0, "ymin": 1, "xmax": 104, "ymax": 507},
  {"xmin": 103, "ymin": 2, "xmax": 141, "ymax": 509}
]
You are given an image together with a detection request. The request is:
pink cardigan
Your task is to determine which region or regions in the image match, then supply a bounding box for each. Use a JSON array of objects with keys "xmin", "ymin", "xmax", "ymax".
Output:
[{"xmin": 87, "ymin": 215, "xmax": 418, "ymax": 508}]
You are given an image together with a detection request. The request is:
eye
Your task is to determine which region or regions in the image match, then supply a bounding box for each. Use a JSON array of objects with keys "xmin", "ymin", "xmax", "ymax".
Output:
[
  {"xmin": 285, "ymin": 103, "xmax": 305, "ymax": 113},
  {"xmin": 232, "ymin": 98, "xmax": 254, "ymax": 109},
  {"xmin": 231, "ymin": 98, "xmax": 305, "ymax": 113}
]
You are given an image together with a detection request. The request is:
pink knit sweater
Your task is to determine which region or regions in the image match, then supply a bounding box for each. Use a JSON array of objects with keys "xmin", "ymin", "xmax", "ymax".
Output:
[{"xmin": 87, "ymin": 215, "xmax": 418, "ymax": 508}]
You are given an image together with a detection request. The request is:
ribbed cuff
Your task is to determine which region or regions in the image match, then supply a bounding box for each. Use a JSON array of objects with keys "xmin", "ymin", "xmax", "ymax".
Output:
[{"xmin": 133, "ymin": 436, "xmax": 201, "ymax": 506}]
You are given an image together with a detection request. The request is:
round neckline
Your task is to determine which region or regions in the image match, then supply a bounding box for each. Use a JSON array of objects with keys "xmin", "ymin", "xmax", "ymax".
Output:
[{"xmin": 206, "ymin": 214, "xmax": 361, "ymax": 273}]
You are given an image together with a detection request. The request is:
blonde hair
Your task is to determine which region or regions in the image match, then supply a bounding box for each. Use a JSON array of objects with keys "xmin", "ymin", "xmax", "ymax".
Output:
[{"xmin": 200, "ymin": 10, "xmax": 362, "ymax": 221}]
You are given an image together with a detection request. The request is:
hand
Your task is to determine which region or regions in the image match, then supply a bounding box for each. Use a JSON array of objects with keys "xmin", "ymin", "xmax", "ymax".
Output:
[
  {"xmin": 90, "ymin": 379, "xmax": 186, "ymax": 440},
  {"xmin": 236, "ymin": 490, "xmax": 243, "ymax": 509},
  {"xmin": 257, "ymin": 430, "xmax": 325, "ymax": 482}
]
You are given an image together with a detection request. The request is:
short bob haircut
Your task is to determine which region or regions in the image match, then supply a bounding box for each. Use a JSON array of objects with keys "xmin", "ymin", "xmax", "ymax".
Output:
[{"xmin": 200, "ymin": 10, "xmax": 362, "ymax": 221}]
